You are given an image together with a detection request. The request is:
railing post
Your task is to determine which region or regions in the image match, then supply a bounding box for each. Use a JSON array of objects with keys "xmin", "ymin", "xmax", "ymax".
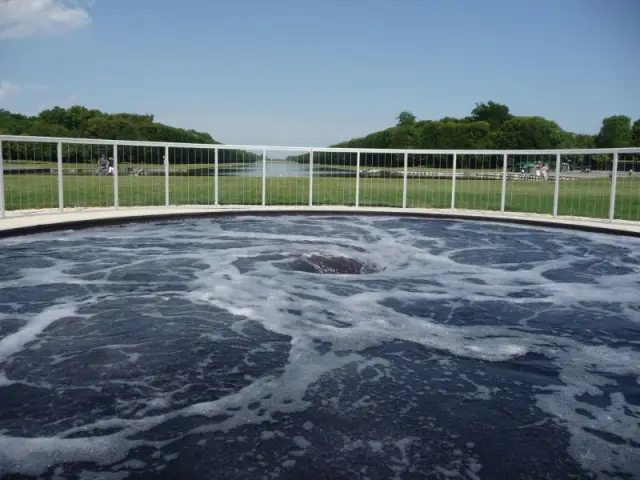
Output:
[
  {"xmin": 402, "ymin": 151, "xmax": 408, "ymax": 209},
  {"xmin": 57, "ymin": 142, "xmax": 64, "ymax": 212},
  {"xmin": 500, "ymin": 153, "xmax": 508, "ymax": 212},
  {"xmin": 355, "ymin": 151, "xmax": 360, "ymax": 207},
  {"xmin": 0, "ymin": 140, "xmax": 5, "ymax": 218},
  {"xmin": 553, "ymin": 152, "xmax": 561, "ymax": 217},
  {"xmin": 609, "ymin": 151, "xmax": 619, "ymax": 222},
  {"xmin": 214, "ymin": 148, "xmax": 219, "ymax": 206},
  {"xmin": 113, "ymin": 143, "xmax": 119, "ymax": 209},
  {"xmin": 451, "ymin": 153, "xmax": 457, "ymax": 210},
  {"xmin": 308, "ymin": 149, "xmax": 313, "ymax": 206},
  {"xmin": 261, "ymin": 148, "xmax": 267, "ymax": 206},
  {"xmin": 164, "ymin": 145, "xmax": 169, "ymax": 207}
]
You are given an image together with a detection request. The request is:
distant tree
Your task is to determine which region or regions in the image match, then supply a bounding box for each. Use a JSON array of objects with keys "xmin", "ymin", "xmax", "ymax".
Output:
[
  {"xmin": 0, "ymin": 105, "xmax": 240, "ymax": 165},
  {"xmin": 2, "ymin": 105, "xmax": 221, "ymax": 146},
  {"xmin": 417, "ymin": 120, "xmax": 491, "ymax": 149},
  {"xmin": 562, "ymin": 132, "xmax": 596, "ymax": 149},
  {"xmin": 390, "ymin": 123, "xmax": 418, "ymax": 148},
  {"xmin": 631, "ymin": 118, "xmax": 640, "ymax": 147},
  {"xmin": 470, "ymin": 101, "xmax": 513, "ymax": 130},
  {"xmin": 286, "ymin": 103, "xmax": 639, "ymax": 167},
  {"xmin": 596, "ymin": 115, "xmax": 633, "ymax": 148},
  {"xmin": 396, "ymin": 111, "xmax": 416, "ymax": 126},
  {"xmin": 492, "ymin": 117, "xmax": 564, "ymax": 150}
]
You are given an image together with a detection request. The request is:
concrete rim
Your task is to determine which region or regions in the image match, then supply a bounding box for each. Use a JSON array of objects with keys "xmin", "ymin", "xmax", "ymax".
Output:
[
  {"xmin": 0, "ymin": 205, "xmax": 640, "ymax": 238},
  {"xmin": 1, "ymin": 206, "xmax": 640, "ymax": 239}
]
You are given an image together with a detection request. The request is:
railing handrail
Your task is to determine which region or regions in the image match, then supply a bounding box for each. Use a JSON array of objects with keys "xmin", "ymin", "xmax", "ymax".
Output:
[
  {"xmin": 1, "ymin": 135, "xmax": 639, "ymax": 225},
  {"xmin": 1, "ymin": 134, "xmax": 640, "ymax": 156}
]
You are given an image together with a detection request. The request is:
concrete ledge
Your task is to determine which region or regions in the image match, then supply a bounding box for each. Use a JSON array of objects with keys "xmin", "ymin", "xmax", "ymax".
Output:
[{"xmin": 1, "ymin": 206, "xmax": 640, "ymax": 239}]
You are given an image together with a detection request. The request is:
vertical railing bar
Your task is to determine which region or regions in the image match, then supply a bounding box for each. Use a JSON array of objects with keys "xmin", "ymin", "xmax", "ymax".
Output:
[
  {"xmin": 113, "ymin": 142, "xmax": 119, "ymax": 209},
  {"xmin": 164, "ymin": 145, "xmax": 170, "ymax": 207},
  {"xmin": 402, "ymin": 151, "xmax": 408, "ymax": 208},
  {"xmin": 451, "ymin": 153, "xmax": 457, "ymax": 210},
  {"xmin": 57, "ymin": 141, "xmax": 64, "ymax": 212},
  {"xmin": 308, "ymin": 149, "xmax": 313, "ymax": 207},
  {"xmin": 609, "ymin": 151, "xmax": 619, "ymax": 222},
  {"xmin": 261, "ymin": 148, "xmax": 267, "ymax": 207},
  {"xmin": 553, "ymin": 152, "xmax": 561, "ymax": 217},
  {"xmin": 500, "ymin": 153, "xmax": 508, "ymax": 212},
  {"xmin": 214, "ymin": 148, "xmax": 219, "ymax": 206},
  {"xmin": 355, "ymin": 151, "xmax": 360, "ymax": 207}
]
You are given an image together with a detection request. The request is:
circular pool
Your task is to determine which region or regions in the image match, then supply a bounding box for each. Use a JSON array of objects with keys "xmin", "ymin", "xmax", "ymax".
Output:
[{"xmin": 0, "ymin": 216, "xmax": 639, "ymax": 479}]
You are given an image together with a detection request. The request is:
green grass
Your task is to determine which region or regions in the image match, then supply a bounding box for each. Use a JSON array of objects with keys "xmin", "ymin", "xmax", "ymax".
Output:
[
  {"xmin": 3, "ymin": 161, "xmax": 253, "ymax": 170},
  {"xmin": 321, "ymin": 164, "xmax": 500, "ymax": 173},
  {"xmin": 5, "ymin": 160, "xmax": 512, "ymax": 174},
  {"xmin": 3, "ymin": 175, "xmax": 639, "ymax": 221}
]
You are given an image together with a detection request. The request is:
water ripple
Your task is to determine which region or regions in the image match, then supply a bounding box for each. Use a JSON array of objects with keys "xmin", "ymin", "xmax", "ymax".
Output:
[{"xmin": 0, "ymin": 216, "xmax": 639, "ymax": 479}]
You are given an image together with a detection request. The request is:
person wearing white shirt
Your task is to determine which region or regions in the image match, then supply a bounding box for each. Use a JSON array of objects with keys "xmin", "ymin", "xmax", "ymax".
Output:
[{"xmin": 541, "ymin": 164, "xmax": 549, "ymax": 181}]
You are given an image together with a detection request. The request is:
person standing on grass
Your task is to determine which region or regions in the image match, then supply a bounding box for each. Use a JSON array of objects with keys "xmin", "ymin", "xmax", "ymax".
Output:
[
  {"xmin": 541, "ymin": 163, "xmax": 549, "ymax": 181},
  {"xmin": 535, "ymin": 161, "xmax": 542, "ymax": 180}
]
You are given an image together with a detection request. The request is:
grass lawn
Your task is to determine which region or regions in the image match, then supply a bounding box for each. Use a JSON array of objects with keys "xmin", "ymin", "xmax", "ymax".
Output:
[
  {"xmin": 5, "ymin": 160, "xmax": 509, "ymax": 174},
  {"xmin": 3, "ymin": 175, "xmax": 639, "ymax": 222},
  {"xmin": 319, "ymin": 164, "xmax": 500, "ymax": 173},
  {"xmin": 3, "ymin": 161, "xmax": 254, "ymax": 170}
]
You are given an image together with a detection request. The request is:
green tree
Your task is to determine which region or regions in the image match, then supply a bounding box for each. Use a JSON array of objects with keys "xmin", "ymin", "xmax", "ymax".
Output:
[
  {"xmin": 389, "ymin": 123, "xmax": 418, "ymax": 148},
  {"xmin": 561, "ymin": 132, "xmax": 596, "ymax": 149},
  {"xmin": 632, "ymin": 118, "xmax": 640, "ymax": 147},
  {"xmin": 470, "ymin": 101, "xmax": 513, "ymax": 130},
  {"xmin": 3, "ymin": 105, "xmax": 222, "ymax": 147},
  {"xmin": 417, "ymin": 121, "xmax": 491, "ymax": 149},
  {"xmin": 492, "ymin": 117, "xmax": 564, "ymax": 150},
  {"xmin": 596, "ymin": 115, "xmax": 633, "ymax": 148},
  {"xmin": 0, "ymin": 105, "xmax": 246, "ymax": 165},
  {"xmin": 396, "ymin": 111, "xmax": 416, "ymax": 126}
]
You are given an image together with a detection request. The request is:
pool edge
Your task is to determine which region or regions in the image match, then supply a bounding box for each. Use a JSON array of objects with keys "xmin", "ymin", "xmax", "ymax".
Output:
[{"xmin": 1, "ymin": 206, "xmax": 640, "ymax": 239}]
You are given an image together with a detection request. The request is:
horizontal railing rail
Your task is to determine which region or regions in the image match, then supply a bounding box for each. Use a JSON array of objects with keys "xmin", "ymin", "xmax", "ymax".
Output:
[
  {"xmin": 2, "ymin": 134, "xmax": 640, "ymax": 155},
  {"xmin": 1, "ymin": 135, "xmax": 639, "ymax": 225}
]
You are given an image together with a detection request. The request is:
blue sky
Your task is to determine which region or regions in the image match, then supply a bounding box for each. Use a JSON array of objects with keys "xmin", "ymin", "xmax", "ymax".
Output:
[{"xmin": 1, "ymin": 0, "xmax": 638, "ymax": 147}]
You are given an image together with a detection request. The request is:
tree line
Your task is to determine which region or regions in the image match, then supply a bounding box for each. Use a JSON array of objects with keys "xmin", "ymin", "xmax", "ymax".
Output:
[
  {"xmin": 289, "ymin": 102, "xmax": 640, "ymax": 169},
  {"xmin": 0, "ymin": 106, "xmax": 260, "ymax": 165},
  {"xmin": 1, "ymin": 103, "xmax": 638, "ymax": 169}
]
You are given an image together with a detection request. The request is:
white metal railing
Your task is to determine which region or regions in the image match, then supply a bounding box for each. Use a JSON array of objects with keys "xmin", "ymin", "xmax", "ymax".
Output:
[{"xmin": 1, "ymin": 135, "xmax": 639, "ymax": 223}]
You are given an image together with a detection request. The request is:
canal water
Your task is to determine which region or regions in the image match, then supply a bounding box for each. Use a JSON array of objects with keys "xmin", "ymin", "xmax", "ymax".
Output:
[{"xmin": 219, "ymin": 161, "xmax": 354, "ymax": 178}]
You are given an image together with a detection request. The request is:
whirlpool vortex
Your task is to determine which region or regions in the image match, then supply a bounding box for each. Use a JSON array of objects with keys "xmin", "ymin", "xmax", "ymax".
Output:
[{"xmin": 0, "ymin": 215, "xmax": 639, "ymax": 479}]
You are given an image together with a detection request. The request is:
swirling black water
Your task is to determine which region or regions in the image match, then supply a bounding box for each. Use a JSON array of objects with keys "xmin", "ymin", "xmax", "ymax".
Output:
[{"xmin": 0, "ymin": 216, "xmax": 639, "ymax": 479}]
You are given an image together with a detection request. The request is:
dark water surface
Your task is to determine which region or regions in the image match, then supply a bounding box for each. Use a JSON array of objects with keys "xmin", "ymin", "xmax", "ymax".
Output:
[{"xmin": 0, "ymin": 216, "xmax": 639, "ymax": 479}]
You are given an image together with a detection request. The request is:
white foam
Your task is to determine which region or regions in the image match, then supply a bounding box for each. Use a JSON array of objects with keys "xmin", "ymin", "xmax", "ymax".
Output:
[
  {"xmin": 0, "ymin": 302, "xmax": 79, "ymax": 364},
  {"xmin": 292, "ymin": 435, "xmax": 310, "ymax": 449},
  {"xmin": 0, "ymin": 435, "xmax": 136, "ymax": 477}
]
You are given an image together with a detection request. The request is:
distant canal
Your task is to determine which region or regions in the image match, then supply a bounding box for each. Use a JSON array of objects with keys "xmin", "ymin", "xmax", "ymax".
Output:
[{"xmin": 219, "ymin": 161, "xmax": 354, "ymax": 178}]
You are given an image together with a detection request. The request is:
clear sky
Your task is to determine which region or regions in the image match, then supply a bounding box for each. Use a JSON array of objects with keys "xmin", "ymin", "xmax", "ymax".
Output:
[{"xmin": 1, "ymin": 0, "xmax": 638, "ymax": 147}]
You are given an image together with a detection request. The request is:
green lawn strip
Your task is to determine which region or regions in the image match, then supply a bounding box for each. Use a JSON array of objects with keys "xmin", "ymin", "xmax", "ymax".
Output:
[
  {"xmin": 3, "ymin": 175, "xmax": 638, "ymax": 221},
  {"xmin": 319, "ymin": 164, "xmax": 501, "ymax": 174},
  {"xmin": 6, "ymin": 160, "xmax": 511, "ymax": 174},
  {"xmin": 3, "ymin": 161, "xmax": 254, "ymax": 170}
]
